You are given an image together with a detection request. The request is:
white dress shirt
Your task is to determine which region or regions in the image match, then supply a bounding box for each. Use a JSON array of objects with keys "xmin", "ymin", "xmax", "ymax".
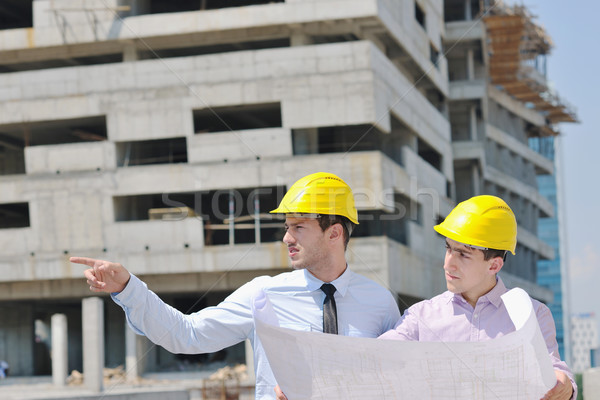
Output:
[{"xmin": 113, "ymin": 266, "xmax": 400, "ymax": 399}]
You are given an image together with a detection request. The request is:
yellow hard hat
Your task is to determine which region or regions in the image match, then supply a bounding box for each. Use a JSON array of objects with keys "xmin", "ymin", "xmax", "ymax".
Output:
[
  {"xmin": 270, "ymin": 172, "xmax": 359, "ymax": 224},
  {"xmin": 434, "ymin": 195, "xmax": 517, "ymax": 254}
]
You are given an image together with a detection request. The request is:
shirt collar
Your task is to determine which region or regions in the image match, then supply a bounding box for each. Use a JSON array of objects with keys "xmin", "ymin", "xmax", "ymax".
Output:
[
  {"xmin": 303, "ymin": 265, "xmax": 352, "ymax": 297},
  {"xmin": 450, "ymin": 276, "xmax": 506, "ymax": 307},
  {"xmin": 445, "ymin": 290, "xmax": 458, "ymax": 304},
  {"xmin": 483, "ymin": 276, "xmax": 506, "ymax": 307}
]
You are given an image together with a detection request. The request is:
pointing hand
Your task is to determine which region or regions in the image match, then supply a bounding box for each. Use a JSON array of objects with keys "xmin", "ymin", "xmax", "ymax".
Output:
[{"xmin": 71, "ymin": 257, "xmax": 131, "ymax": 294}]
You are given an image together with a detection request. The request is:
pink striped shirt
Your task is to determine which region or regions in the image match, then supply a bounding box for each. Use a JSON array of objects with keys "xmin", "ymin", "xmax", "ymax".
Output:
[{"xmin": 379, "ymin": 277, "xmax": 576, "ymax": 398}]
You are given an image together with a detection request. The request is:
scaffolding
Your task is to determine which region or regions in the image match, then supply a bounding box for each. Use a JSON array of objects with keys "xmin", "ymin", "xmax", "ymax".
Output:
[{"xmin": 482, "ymin": 0, "xmax": 577, "ymax": 134}]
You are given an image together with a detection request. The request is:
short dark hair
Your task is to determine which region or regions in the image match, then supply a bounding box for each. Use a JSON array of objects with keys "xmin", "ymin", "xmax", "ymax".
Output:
[
  {"xmin": 318, "ymin": 215, "xmax": 355, "ymax": 250},
  {"xmin": 482, "ymin": 248, "xmax": 507, "ymax": 261}
]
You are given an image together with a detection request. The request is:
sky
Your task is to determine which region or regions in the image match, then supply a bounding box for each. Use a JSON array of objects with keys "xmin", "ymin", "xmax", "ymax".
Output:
[{"xmin": 510, "ymin": 1, "xmax": 600, "ymax": 335}]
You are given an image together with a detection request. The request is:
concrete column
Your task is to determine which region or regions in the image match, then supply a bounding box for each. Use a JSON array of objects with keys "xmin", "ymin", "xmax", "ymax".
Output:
[
  {"xmin": 292, "ymin": 128, "xmax": 318, "ymax": 155},
  {"xmin": 82, "ymin": 297, "xmax": 104, "ymax": 392},
  {"xmin": 464, "ymin": 0, "xmax": 472, "ymax": 20},
  {"xmin": 125, "ymin": 324, "xmax": 139, "ymax": 382},
  {"xmin": 469, "ymin": 105, "xmax": 478, "ymax": 141},
  {"xmin": 466, "ymin": 48, "xmax": 475, "ymax": 80},
  {"xmin": 51, "ymin": 314, "xmax": 68, "ymax": 387},
  {"xmin": 244, "ymin": 339, "xmax": 255, "ymax": 382},
  {"xmin": 123, "ymin": 43, "xmax": 139, "ymax": 62},
  {"xmin": 471, "ymin": 164, "xmax": 480, "ymax": 196},
  {"xmin": 136, "ymin": 335, "xmax": 154, "ymax": 376},
  {"xmin": 290, "ymin": 31, "xmax": 313, "ymax": 47},
  {"xmin": 393, "ymin": 126, "xmax": 417, "ymax": 151}
]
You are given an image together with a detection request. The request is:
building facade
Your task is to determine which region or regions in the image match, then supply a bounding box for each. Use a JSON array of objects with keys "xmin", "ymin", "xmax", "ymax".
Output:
[
  {"xmin": 571, "ymin": 313, "xmax": 599, "ymax": 373},
  {"xmin": 443, "ymin": 0, "xmax": 576, "ymax": 297},
  {"xmin": 0, "ymin": 0, "xmax": 455, "ymax": 377},
  {"xmin": 0, "ymin": 0, "xmax": 574, "ymax": 380},
  {"xmin": 529, "ymin": 135, "xmax": 571, "ymax": 363},
  {"xmin": 445, "ymin": 1, "xmax": 577, "ymax": 364}
]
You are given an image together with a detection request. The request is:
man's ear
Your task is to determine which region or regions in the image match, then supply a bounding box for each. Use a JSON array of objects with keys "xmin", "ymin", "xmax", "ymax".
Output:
[
  {"xmin": 488, "ymin": 256, "xmax": 504, "ymax": 275},
  {"xmin": 327, "ymin": 223, "xmax": 344, "ymax": 244}
]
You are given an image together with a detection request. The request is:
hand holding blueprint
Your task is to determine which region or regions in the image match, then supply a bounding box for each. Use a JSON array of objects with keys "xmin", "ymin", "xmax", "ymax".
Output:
[{"xmin": 253, "ymin": 288, "xmax": 556, "ymax": 399}]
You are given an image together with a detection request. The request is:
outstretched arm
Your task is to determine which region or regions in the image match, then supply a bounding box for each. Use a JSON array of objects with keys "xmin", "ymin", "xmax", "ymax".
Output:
[
  {"xmin": 71, "ymin": 256, "xmax": 131, "ymax": 294},
  {"xmin": 72, "ymin": 256, "xmax": 257, "ymax": 355}
]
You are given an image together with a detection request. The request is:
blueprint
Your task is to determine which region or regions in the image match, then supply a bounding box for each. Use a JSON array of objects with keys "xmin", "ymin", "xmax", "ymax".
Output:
[{"xmin": 253, "ymin": 288, "xmax": 556, "ymax": 399}]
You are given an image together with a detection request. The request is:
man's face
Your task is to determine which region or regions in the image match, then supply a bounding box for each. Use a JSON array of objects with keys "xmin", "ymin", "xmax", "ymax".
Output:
[
  {"xmin": 283, "ymin": 216, "xmax": 328, "ymax": 270},
  {"xmin": 443, "ymin": 238, "xmax": 497, "ymax": 305}
]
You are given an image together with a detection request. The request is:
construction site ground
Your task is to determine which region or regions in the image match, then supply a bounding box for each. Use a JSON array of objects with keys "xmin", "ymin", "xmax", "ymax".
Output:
[{"xmin": 0, "ymin": 370, "xmax": 255, "ymax": 400}]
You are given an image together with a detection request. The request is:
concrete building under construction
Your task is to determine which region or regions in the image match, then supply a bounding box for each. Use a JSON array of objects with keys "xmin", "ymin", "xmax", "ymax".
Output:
[{"xmin": 0, "ymin": 0, "xmax": 575, "ymax": 388}]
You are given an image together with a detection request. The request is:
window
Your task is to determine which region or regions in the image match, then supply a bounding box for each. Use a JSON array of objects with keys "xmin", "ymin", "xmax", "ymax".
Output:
[
  {"xmin": 417, "ymin": 138, "xmax": 442, "ymax": 171},
  {"xmin": 113, "ymin": 186, "xmax": 286, "ymax": 245},
  {"xmin": 138, "ymin": 39, "xmax": 290, "ymax": 61},
  {"xmin": 315, "ymin": 125, "xmax": 383, "ymax": 154},
  {"xmin": 430, "ymin": 43, "xmax": 440, "ymax": 69},
  {"xmin": 0, "ymin": 144, "xmax": 25, "ymax": 175},
  {"xmin": 415, "ymin": 2, "xmax": 426, "ymax": 29},
  {"xmin": 443, "ymin": 0, "xmax": 481, "ymax": 22},
  {"xmin": 0, "ymin": 116, "xmax": 107, "ymax": 175},
  {"xmin": 311, "ymin": 34, "xmax": 359, "ymax": 45},
  {"xmin": 0, "ymin": 1, "xmax": 33, "ymax": 30},
  {"xmin": 0, "ymin": 116, "xmax": 107, "ymax": 147},
  {"xmin": 116, "ymin": 138, "xmax": 187, "ymax": 167},
  {"xmin": 0, "ymin": 202, "xmax": 30, "ymax": 228},
  {"xmin": 293, "ymin": 124, "xmax": 401, "ymax": 163},
  {"xmin": 194, "ymin": 187, "xmax": 285, "ymax": 245},
  {"xmin": 146, "ymin": 0, "xmax": 284, "ymax": 14},
  {"xmin": 352, "ymin": 194, "xmax": 421, "ymax": 245},
  {"xmin": 0, "ymin": 54, "xmax": 123, "ymax": 74},
  {"xmin": 194, "ymin": 103, "xmax": 282, "ymax": 133},
  {"xmin": 353, "ymin": 210, "xmax": 407, "ymax": 245},
  {"xmin": 0, "ymin": 40, "xmax": 290, "ymax": 74}
]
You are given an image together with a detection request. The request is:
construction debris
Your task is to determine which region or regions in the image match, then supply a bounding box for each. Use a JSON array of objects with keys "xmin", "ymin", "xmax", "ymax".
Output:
[
  {"xmin": 200, "ymin": 364, "xmax": 250, "ymax": 400},
  {"xmin": 208, "ymin": 364, "xmax": 248, "ymax": 382},
  {"xmin": 66, "ymin": 365, "xmax": 148, "ymax": 386},
  {"xmin": 66, "ymin": 370, "xmax": 83, "ymax": 386}
]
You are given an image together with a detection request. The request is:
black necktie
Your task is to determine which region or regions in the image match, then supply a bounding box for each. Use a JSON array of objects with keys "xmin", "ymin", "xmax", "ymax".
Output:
[{"xmin": 320, "ymin": 283, "xmax": 338, "ymax": 334}]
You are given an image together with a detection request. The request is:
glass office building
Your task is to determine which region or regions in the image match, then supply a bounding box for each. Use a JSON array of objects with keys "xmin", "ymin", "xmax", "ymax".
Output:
[{"xmin": 530, "ymin": 135, "xmax": 571, "ymax": 362}]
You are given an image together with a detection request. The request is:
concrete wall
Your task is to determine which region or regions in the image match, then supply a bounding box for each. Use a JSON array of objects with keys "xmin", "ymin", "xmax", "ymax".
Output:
[
  {"xmin": 0, "ymin": 41, "xmax": 446, "ymax": 140},
  {"xmin": 0, "ymin": 35, "xmax": 452, "ymax": 284},
  {"xmin": 25, "ymin": 141, "xmax": 116, "ymax": 175},
  {"xmin": 1, "ymin": 0, "xmax": 446, "ymax": 95},
  {"xmin": 0, "ymin": 148, "xmax": 451, "ymax": 285},
  {"xmin": 188, "ymin": 128, "xmax": 292, "ymax": 163},
  {"xmin": 27, "ymin": 0, "xmax": 378, "ymax": 47}
]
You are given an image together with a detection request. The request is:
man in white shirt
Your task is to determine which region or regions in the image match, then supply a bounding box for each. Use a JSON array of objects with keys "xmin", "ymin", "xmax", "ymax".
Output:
[{"xmin": 72, "ymin": 172, "xmax": 400, "ymax": 400}]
